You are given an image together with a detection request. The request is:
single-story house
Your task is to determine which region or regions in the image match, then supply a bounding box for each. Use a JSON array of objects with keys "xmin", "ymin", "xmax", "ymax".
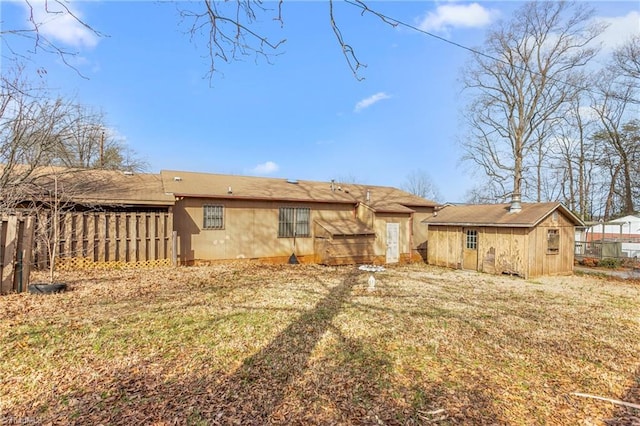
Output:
[
  {"xmin": 160, "ymin": 170, "xmax": 437, "ymax": 265},
  {"xmin": 423, "ymin": 202, "xmax": 584, "ymax": 278}
]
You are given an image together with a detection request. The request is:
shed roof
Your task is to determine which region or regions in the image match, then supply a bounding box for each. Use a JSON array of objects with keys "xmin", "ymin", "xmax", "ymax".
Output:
[
  {"xmin": 423, "ymin": 202, "xmax": 584, "ymax": 227},
  {"xmin": 161, "ymin": 170, "xmax": 436, "ymax": 211}
]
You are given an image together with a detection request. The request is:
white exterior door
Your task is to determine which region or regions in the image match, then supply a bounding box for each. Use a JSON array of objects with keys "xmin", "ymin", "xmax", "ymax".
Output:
[{"xmin": 386, "ymin": 223, "xmax": 399, "ymax": 264}]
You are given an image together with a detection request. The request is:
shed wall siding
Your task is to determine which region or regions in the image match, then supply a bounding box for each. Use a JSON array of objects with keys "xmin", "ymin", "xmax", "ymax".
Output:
[
  {"xmin": 477, "ymin": 227, "xmax": 529, "ymax": 277},
  {"xmin": 528, "ymin": 211, "xmax": 575, "ymax": 277},
  {"xmin": 427, "ymin": 226, "xmax": 462, "ymax": 269}
]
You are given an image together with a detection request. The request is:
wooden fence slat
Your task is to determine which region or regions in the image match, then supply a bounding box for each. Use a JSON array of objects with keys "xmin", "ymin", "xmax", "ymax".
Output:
[
  {"xmin": 63, "ymin": 213, "xmax": 73, "ymax": 258},
  {"xmin": 168, "ymin": 209, "xmax": 174, "ymax": 262},
  {"xmin": 138, "ymin": 214, "xmax": 147, "ymax": 263},
  {"xmin": 126, "ymin": 214, "xmax": 135, "ymax": 262},
  {"xmin": 107, "ymin": 213, "xmax": 117, "ymax": 262},
  {"xmin": 158, "ymin": 213, "xmax": 166, "ymax": 259},
  {"xmin": 117, "ymin": 214, "xmax": 127, "ymax": 262},
  {"xmin": 86, "ymin": 213, "xmax": 95, "ymax": 261},
  {"xmin": 20, "ymin": 216, "xmax": 35, "ymax": 293},
  {"xmin": 1, "ymin": 216, "xmax": 18, "ymax": 294},
  {"xmin": 148, "ymin": 213, "xmax": 157, "ymax": 260},
  {"xmin": 97, "ymin": 213, "xmax": 106, "ymax": 262}
]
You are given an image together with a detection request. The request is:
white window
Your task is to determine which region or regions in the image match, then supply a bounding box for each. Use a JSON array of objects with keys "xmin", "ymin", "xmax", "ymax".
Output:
[
  {"xmin": 278, "ymin": 207, "xmax": 310, "ymax": 238},
  {"xmin": 203, "ymin": 205, "xmax": 224, "ymax": 229},
  {"xmin": 466, "ymin": 229, "xmax": 477, "ymax": 250}
]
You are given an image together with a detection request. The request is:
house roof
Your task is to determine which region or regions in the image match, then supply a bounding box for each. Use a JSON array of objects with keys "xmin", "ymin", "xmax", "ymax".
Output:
[
  {"xmin": 315, "ymin": 219, "xmax": 375, "ymax": 236},
  {"xmin": 160, "ymin": 170, "xmax": 436, "ymax": 211},
  {"xmin": 423, "ymin": 202, "xmax": 584, "ymax": 227},
  {"xmin": 6, "ymin": 166, "xmax": 174, "ymax": 206}
]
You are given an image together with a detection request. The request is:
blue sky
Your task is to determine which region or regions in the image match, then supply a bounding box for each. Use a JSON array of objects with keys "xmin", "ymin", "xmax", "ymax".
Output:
[{"xmin": 2, "ymin": 1, "xmax": 639, "ymax": 202}]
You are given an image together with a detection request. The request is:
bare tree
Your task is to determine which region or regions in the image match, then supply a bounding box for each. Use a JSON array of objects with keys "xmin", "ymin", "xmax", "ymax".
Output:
[
  {"xmin": 3, "ymin": 0, "xmax": 398, "ymax": 81},
  {"xmin": 52, "ymin": 105, "xmax": 147, "ymax": 172},
  {"xmin": 590, "ymin": 70, "xmax": 638, "ymax": 217},
  {"xmin": 0, "ymin": 65, "xmax": 146, "ymax": 213},
  {"xmin": 401, "ymin": 170, "xmax": 441, "ymax": 201},
  {"xmin": 613, "ymin": 34, "xmax": 640, "ymax": 86},
  {"xmin": 551, "ymin": 91, "xmax": 599, "ymax": 220},
  {"xmin": 0, "ymin": 1, "xmax": 102, "ymax": 76},
  {"xmin": 460, "ymin": 1, "xmax": 605, "ymax": 203},
  {"xmin": 0, "ymin": 65, "xmax": 76, "ymax": 211}
]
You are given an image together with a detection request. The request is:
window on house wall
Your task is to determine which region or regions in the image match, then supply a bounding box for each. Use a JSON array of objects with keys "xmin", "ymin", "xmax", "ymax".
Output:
[
  {"xmin": 547, "ymin": 229, "xmax": 560, "ymax": 254},
  {"xmin": 279, "ymin": 207, "xmax": 310, "ymax": 237},
  {"xmin": 466, "ymin": 229, "xmax": 478, "ymax": 250},
  {"xmin": 203, "ymin": 205, "xmax": 224, "ymax": 229}
]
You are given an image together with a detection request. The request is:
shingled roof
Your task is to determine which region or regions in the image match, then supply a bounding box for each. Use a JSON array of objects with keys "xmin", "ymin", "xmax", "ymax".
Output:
[
  {"xmin": 160, "ymin": 170, "xmax": 436, "ymax": 212},
  {"xmin": 2, "ymin": 166, "xmax": 174, "ymax": 206},
  {"xmin": 423, "ymin": 202, "xmax": 584, "ymax": 227}
]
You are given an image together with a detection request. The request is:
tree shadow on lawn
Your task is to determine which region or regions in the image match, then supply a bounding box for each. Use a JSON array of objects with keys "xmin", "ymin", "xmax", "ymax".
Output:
[{"xmin": 9, "ymin": 268, "xmax": 501, "ymax": 425}]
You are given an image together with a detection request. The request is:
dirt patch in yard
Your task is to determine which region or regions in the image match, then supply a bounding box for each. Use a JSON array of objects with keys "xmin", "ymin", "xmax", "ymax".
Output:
[{"xmin": 1, "ymin": 264, "xmax": 639, "ymax": 425}]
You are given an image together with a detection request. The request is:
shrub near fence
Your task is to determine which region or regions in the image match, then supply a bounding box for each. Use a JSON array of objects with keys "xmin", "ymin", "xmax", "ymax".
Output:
[
  {"xmin": 0, "ymin": 215, "xmax": 35, "ymax": 294},
  {"xmin": 35, "ymin": 211, "xmax": 174, "ymax": 270}
]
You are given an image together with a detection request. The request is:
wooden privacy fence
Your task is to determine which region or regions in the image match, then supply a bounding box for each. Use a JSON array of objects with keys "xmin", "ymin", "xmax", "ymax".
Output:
[
  {"xmin": 35, "ymin": 211, "xmax": 175, "ymax": 270},
  {"xmin": 0, "ymin": 215, "xmax": 35, "ymax": 294}
]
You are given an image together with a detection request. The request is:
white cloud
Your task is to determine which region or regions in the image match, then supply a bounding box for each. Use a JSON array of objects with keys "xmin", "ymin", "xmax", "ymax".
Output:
[
  {"xmin": 250, "ymin": 161, "xmax": 279, "ymax": 175},
  {"xmin": 418, "ymin": 3, "xmax": 499, "ymax": 33},
  {"xmin": 24, "ymin": 1, "xmax": 99, "ymax": 49},
  {"xmin": 594, "ymin": 11, "xmax": 640, "ymax": 52},
  {"xmin": 354, "ymin": 92, "xmax": 391, "ymax": 113}
]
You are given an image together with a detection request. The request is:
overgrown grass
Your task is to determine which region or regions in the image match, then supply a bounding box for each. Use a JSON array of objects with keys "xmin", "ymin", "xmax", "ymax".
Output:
[{"xmin": 1, "ymin": 264, "xmax": 638, "ymax": 425}]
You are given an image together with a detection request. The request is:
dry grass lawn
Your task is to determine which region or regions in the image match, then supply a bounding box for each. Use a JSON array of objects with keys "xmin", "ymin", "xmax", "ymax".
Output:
[{"xmin": 1, "ymin": 263, "xmax": 639, "ymax": 425}]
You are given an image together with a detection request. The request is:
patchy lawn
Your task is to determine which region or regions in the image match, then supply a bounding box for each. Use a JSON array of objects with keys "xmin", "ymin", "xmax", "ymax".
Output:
[{"xmin": 1, "ymin": 263, "xmax": 638, "ymax": 425}]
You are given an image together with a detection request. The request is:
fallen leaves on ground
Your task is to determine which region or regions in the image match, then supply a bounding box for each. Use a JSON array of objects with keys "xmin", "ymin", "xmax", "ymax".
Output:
[{"xmin": 1, "ymin": 263, "xmax": 638, "ymax": 425}]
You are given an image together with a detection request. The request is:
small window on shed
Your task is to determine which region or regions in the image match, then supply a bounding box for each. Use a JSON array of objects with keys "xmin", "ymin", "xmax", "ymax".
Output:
[
  {"xmin": 466, "ymin": 230, "xmax": 478, "ymax": 250},
  {"xmin": 203, "ymin": 205, "xmax": 224, "ymax": 229},
  {"xmin": 547, "ymin": 229, "xmax": 560, "ymax": 254}
]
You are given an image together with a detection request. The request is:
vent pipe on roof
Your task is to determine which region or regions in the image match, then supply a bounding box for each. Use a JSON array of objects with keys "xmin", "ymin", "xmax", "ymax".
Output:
[
  {"xmin": 510, "ymin": 192, "xmax": 522, "ymax": 213},
  {"xmin": 227, "ymin": 186, "xmax": 233, "ymax": 194},
  {"xmin": 330, "ymin": 179, "xmax": 335, "ymax": 191},
  {"xmin": 366, "ymin": 189, "xmax": 371, "ymax": 203}
]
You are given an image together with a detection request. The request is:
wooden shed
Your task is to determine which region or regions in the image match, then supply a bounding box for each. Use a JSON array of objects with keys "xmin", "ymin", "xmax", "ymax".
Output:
[{"xmin": 423, "ymin": 202, "xmax": 584, "ymax": 278}]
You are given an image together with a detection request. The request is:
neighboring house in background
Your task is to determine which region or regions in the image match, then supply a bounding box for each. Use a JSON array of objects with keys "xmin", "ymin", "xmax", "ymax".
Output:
[
  {"xmin": 579, "ymin": 215, "xmax": 640, "ymax": 258},
  {"xmin": 423, "ymin": 202, "xmax": 584, "ymax": 278},
  {"xmin": 160, "ymin": 170, "xmax": 437, "ymax": 265}
]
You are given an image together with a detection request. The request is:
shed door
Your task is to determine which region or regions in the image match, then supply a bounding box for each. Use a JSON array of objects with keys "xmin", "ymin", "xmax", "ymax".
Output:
[
  {"xmin": 462, "ymin": 228, "xmax": 478, "ymax": 270},
  {"xmin": 386, "ymin": 223, "xmax": 399, "ymax": 264}
]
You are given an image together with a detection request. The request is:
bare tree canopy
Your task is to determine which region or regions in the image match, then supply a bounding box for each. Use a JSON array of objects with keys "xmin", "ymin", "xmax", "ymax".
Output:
[
  {"xmin": 460, "ymin": 1, "xmax": 605, "ymax": 203},
  {"xmin": 401, "ymin": 170, "xmax": 442, "ymax": 202},
  {"xmin": 0, "ymin": 65, "xmax": 146, "ymax": 212},
  {"xmin": 613, "ymin": 34, "xmax": 640, "ymax": 84}
]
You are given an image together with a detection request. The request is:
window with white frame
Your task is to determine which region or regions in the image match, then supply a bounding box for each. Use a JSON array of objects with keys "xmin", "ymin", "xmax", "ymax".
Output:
[
  {"xmin": 466, "ymin": 229, "xmax": 478, "ymax": 250},
  {"xmin": 278, "ymin": 207, "xmax": 310, "ymax": 238},
  {"xmin": 203, "ymin": 205, "xmax": 224, "ymax": 229}
]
